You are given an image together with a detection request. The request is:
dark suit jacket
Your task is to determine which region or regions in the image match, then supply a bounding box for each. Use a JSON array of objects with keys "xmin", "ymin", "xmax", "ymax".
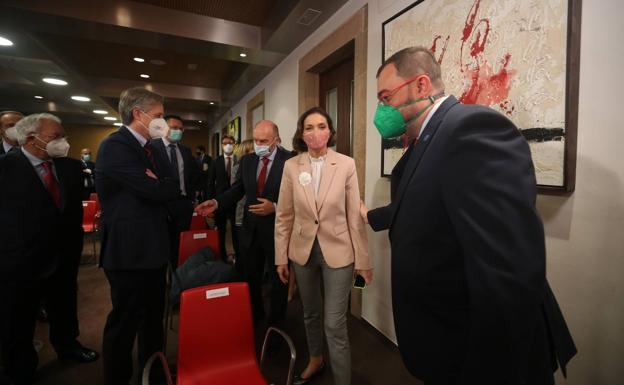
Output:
[
  {"xmin": 149, "ymin": 139, "xmax": 201, "ymax": 232},
  {"xmin": 95, "ymin": 127, "xmax": 179, "ymax": 270},
  {"xmin": 0, "ymin": 150, "xmax": 84, "ymax": 281},
  {"xmin": 80, "ymin": 159, "xmax": 96, "ymax": 193},
  {"xmin": 150, "ymin": 139, "xmax": 201, "ymax": 197},
  {"xmin": 195, "ymin": 154, "xmax": 212, "ymax": 194},
  {"xmin": 216, "ymin": 148, "xmax": 293, "ymax": 252},
  {"xmin": 206, "ymin": 154, "xmax": 237, "ymax": 200},
  {"xmin": 0, "ymin": 143, "xmax": 17, "ymax": 155},
  {"xmin": 368, "ymin": 96, "xmax": 576, "ymax": 384}
]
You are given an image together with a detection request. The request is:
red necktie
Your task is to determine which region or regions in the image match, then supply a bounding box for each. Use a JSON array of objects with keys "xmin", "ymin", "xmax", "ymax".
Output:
[
  {"xmin": 226, "ymin": 156, "xmax": 232, "ymax": 182},
  {"xmin": 256, "ymin": 157, "xmax": 270, "ymax": 197},
  {"xmin": 40, "ymin": 162, "xmax": 61, "ymax": 209},
  {"xmin": 144, "ymin": 143, "xmax": 156, "ymax": 169}
]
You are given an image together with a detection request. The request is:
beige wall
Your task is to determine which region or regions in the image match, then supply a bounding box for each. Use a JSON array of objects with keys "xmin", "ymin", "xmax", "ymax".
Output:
[
  {"xmin": 64, "ymin": 124, "xmax": 117, "ymax": 161},
  {"xmin": 64, "ymin": 124, "xmax": 211, "ymax": 161},
  {"xmin": 212, "ymin": 0, "xmax": 624, "ymax": 383}
]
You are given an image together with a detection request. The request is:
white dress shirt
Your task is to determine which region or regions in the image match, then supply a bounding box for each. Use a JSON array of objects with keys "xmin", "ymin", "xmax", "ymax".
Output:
[
  {"xmin": 256, "ymin": 146, "xmax": 277, "ymax": 179},
  {"xmin": 21, "ymin": 147, "xmax": 58, "ymax": 185},
  {"xmin": 2, "ymin": 140, "xmax": 15, "ymax": 154},
  {"xmin": 419, "ymin": 95, "xmax": 450, "ymax": 138},
  {"xmin": 162, "ymin": 137, "xmax": 186, "ymax": 195},
  {"xmin": 309, "ymin": 154, "xmax": 326, "ymax": 198},
  {"xmin": 125, "ymin": 125, "xmax": 147, "ymax": 147}
]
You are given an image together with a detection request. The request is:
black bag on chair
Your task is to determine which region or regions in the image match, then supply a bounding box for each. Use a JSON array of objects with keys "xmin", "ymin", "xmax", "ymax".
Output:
[{"xmin": 170, "ymin": 247, "xmax": 239, "ymax": 307}]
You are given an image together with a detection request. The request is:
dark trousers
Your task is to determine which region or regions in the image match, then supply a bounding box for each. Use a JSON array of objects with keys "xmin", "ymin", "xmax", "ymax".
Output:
[
  {"xmin": 242, "ymin": 227, "xmax": 287, "ymax": 325},
  {"xmin": 102, "ymin": 268, "xmax": 166, "ymax": 385},
  {"xmin": 215, "ymin": 208, "xmax": 238, "ymax": 262},
  {"xmin": 0, "ymin": 257, "xmax": 81, "ymax": 385},
  {"xmin": 168, "ymin": 198, "xmax": 194, "ymax": 266}
]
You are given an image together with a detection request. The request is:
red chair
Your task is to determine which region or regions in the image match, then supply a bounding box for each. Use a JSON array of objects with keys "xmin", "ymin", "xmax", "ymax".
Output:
[
  {"xmin": 82, "ymin": 200, "xmax": 98, "ymax": 263},
  {"xmin": 143, "ymin": 283, "xmax": 296, "ymax": 385},
  {"xmin": 89, "ymin": 192, "xmax": 101, "ymax": 230},
  {"xmin": 178, "ymin": 229, "xmax": 220, "ymax": 266},
  {"xmin": 189, "ymin": 212, "xmax": 208, "ymax": 230}
]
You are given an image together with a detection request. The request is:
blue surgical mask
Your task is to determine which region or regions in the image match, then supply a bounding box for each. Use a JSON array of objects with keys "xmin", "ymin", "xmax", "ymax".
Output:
[
  {"xmin": 254, "ymin": 142, "xmax": 271, "ymax": 157},
  {"xmin": 168, "ymin": 129, "xmax": 183, "ymax": 142},
  {"xmin": 81, "ymin": 154, "xmax": 91, "ymax": 162}
]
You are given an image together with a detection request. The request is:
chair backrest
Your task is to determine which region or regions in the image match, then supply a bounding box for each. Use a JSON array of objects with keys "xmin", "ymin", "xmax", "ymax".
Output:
[
  {"xmin": 82, "ymin": 200, "xmax": 97, "ymax": 231},
  {"xmin": 89, "ymin": 193, "xmax": 100, "ymax": 212},
  {"xmin": 177, "ymin": 283, "xmax": 258, "ymax": 382},
  {"xmin": 189, "ymin": 212, "xmax": 208, "ymax": 230},
  {"xmin": 178, "ymin": 229, "xmax": 220, "ymax": 266}
]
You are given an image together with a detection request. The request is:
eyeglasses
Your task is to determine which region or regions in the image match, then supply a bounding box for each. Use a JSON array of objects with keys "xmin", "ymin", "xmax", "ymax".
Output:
[{"xmin": 377, "ymin": 73, "xmax": 429, "ymax": 104}]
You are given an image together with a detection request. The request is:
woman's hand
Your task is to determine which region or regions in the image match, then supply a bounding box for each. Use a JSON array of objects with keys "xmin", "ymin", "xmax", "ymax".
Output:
[
  {"xmin": 356, "ymin": 269, "xmax": 373, "ymax": 285},
  {"xmin": 277, "ymin": 264, "xmax": 290, "ymax": 284},
  {"xmin": 359, "ymin": 200, "xmax": 369, "ymax": 224}
]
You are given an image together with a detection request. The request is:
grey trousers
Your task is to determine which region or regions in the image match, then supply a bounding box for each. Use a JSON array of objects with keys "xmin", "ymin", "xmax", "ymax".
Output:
[{"xmin": 292, "ymin": 239, "xmax": 354, "ymax": 385}]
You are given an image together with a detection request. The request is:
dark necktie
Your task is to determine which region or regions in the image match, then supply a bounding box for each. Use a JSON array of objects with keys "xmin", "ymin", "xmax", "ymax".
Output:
[
  {"xmin": 256, "ymin": 157, "xmax": 270, "ymax": 197},
  {"xmin": 144, "ymin": 143, "xmax": 156, "ymax": 169},
  {"xmin": 225, "ymin": 156, "xmax": 231, "ymax": 183},
  {"xmin": 40, "ymin": 161, "xmax": 61, "ymax": 209},
  {"xmin": 168, "ymin": 144, "xmax": 180, "ymax": 183}
]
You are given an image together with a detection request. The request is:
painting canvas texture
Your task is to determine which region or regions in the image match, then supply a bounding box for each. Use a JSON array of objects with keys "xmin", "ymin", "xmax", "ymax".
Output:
[{"xmin": 383, "ymin": 0, "xmax": 568, "ymax": 187}]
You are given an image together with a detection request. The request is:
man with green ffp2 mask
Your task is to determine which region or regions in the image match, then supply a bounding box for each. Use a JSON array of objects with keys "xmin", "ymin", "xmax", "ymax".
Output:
[{"xmin": 362, "ymin": 46, "xmax": 577, "ymax": 385}]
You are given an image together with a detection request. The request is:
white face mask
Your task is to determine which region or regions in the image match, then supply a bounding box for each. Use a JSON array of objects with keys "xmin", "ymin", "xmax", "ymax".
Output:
[
  {"xmin": 222, "ymin": 144, "xmax": 234, "ymax": 154},
  {"xmin": 4, "ymin": 126, "xmax": 18, "ymax": 142},
  {"xmin": 35, "ymin": 136, "xmax": 70, "ymax": 158},
  {"xmin": 138, "ymin": 110, "xmax": 169, "ymax": 139}
]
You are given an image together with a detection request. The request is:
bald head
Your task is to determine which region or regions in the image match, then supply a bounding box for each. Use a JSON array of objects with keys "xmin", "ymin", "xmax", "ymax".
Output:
[{"xmin": 253, "ymin": 120, "xmax": 279, "ymax": 151}]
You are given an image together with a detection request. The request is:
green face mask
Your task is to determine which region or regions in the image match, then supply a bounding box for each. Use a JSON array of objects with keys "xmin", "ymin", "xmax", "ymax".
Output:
[{"xmin": 373, "ymin": 96, "xmax": 436, "ymax": 139}]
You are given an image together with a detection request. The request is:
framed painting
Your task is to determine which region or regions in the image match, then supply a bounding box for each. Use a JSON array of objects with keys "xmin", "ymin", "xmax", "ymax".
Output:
[
  {"xmin": 223, "ymin": 116, "xmax": 241, "ymax": 143},
  {"xmin": 381, "ymin": 0, "xmax": 581, "ymax": 192}
]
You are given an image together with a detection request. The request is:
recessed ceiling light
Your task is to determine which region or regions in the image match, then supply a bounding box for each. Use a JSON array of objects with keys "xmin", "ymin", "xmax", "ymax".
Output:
[
  {"xmin": 93, "ymin": 109, "xmax": 108, "ymax": 114},
  {"xmin": 140, "ymin": 74, "xmax": 150, "ymax": 79},
  {"xmin": 133, "ymin": 57, "xmax": 145, "ymax": 62},
  {"xmin": 0, "ymin": 36, "xmax": 13, "ymax": 46},
  {"xmin": 104, "ymin": 116, "xmax": 117, "ymax": 121},
  {"xmin": 71, "ymin": 95, "xmax": 91, "ymax": 102},
  {"xmin": 34, "ymin": 95, "xmax": 43, "ymax": 99},
  {"xmin": 209, "ymin": 102, "xmax": 215, "ymax": 105},
  {"xmin": 199, "ymin": 120, "xmax": 203, "ymax": 123},
  {"xmin": 150, "ymin": 59, "xmax": 166, "ymax": 66},
  {"xmin": 43, "ymin": 77, "xmax": 68, "ymax": 86},
  {"xmin": 113, "ymin": 122, "xmax": 123, "ymax": 126},
  {"xmin": 239, "ymin": 53, "xmax": 247, "ymax": 58}
]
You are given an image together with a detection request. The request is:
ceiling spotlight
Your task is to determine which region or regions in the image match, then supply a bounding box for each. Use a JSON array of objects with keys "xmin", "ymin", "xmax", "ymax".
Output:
[
  {"xmin": 239, "ymin": 53, "xmax": 247, "ymax": 58},
  {"xmin": 113, "ymin": 122, "xmax": 123, "ymax": 126},
  {"xmin": 133, "ymin": 57, "xmax": 145, "ymax": 62},
  {"xmin": 104, "ymin": 116, "xmax": 117, "ymax": 121},
  {"xmin": 199, "ymin": 120, "xmax": 203, "ymax": 123},
  {"xmin": 0, "ymin": 36, "xmax": 13, "ymax": 46},
  {"xmin": 43, "ymin": 77, "xmax": 68, "ymax": 86},
  {"xmin": 71, "ymin": 95, "xmax": 91, "ymax": 102},
  {"xmin": 140, "ymin": 74, "xmax": 150, "ymax": 79},
  {"xmin": 93, "ymin": 109, "xmax": 108, "ymax": 114},
  {"xmin": 209, "ymin": 101, "xmax": 215, "ymax": 105},
  {"xmin": 34, "ymin": 95, "xmax": 43, "ymax": 99}
]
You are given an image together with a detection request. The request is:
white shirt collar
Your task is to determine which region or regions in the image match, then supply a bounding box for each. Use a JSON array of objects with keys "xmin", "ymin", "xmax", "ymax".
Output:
[
  {"xmin": 419, "ymin": 95, "xmax": 450, "ymax": 138},
  {"xmin": 2, "ymin": 140, "xmax": 14, "ymax": 153},
  {"xmin": 125, "ymin": 125, "xmax": 148, "ymax": 147},
  {"xmin": 21, "ymin": 147, "xmax": 46, "ymax": 167}
]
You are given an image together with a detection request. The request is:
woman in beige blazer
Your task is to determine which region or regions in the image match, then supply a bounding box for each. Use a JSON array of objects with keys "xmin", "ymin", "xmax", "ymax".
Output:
[{"xmin": 275, "ymin": 107, "xmax": 372, "ymax": 385}]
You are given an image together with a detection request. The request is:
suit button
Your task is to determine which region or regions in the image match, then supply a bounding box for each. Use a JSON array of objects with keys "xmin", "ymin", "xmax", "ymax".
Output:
[{"xmin": 315, "ymin": 220, "xmax": 319, "ymax": 225}]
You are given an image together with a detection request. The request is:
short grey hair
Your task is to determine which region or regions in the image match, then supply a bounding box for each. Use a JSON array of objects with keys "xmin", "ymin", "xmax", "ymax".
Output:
[
  {"xmin": 377, "ymin": 46, "xmax": 444, "ymax": 90},
  {"xmin": 15, "ymin": 113, "xmax": 61, "ymax": 145},
  {"xmin": 118, "ymin": 87, "xmax": 164, "ymax": 125}
]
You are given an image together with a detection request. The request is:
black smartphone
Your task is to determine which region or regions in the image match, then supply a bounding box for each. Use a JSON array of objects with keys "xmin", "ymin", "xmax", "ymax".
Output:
[{"xmin": 353, "ymin": 274, "xmax": 366, "ymax": 289}]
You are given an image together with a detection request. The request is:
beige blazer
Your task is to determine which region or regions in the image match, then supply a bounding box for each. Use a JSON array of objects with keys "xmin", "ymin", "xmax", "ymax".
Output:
[{"xmin": 275, "ymin": 149, "xmax": 371, "ymax": 270}]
